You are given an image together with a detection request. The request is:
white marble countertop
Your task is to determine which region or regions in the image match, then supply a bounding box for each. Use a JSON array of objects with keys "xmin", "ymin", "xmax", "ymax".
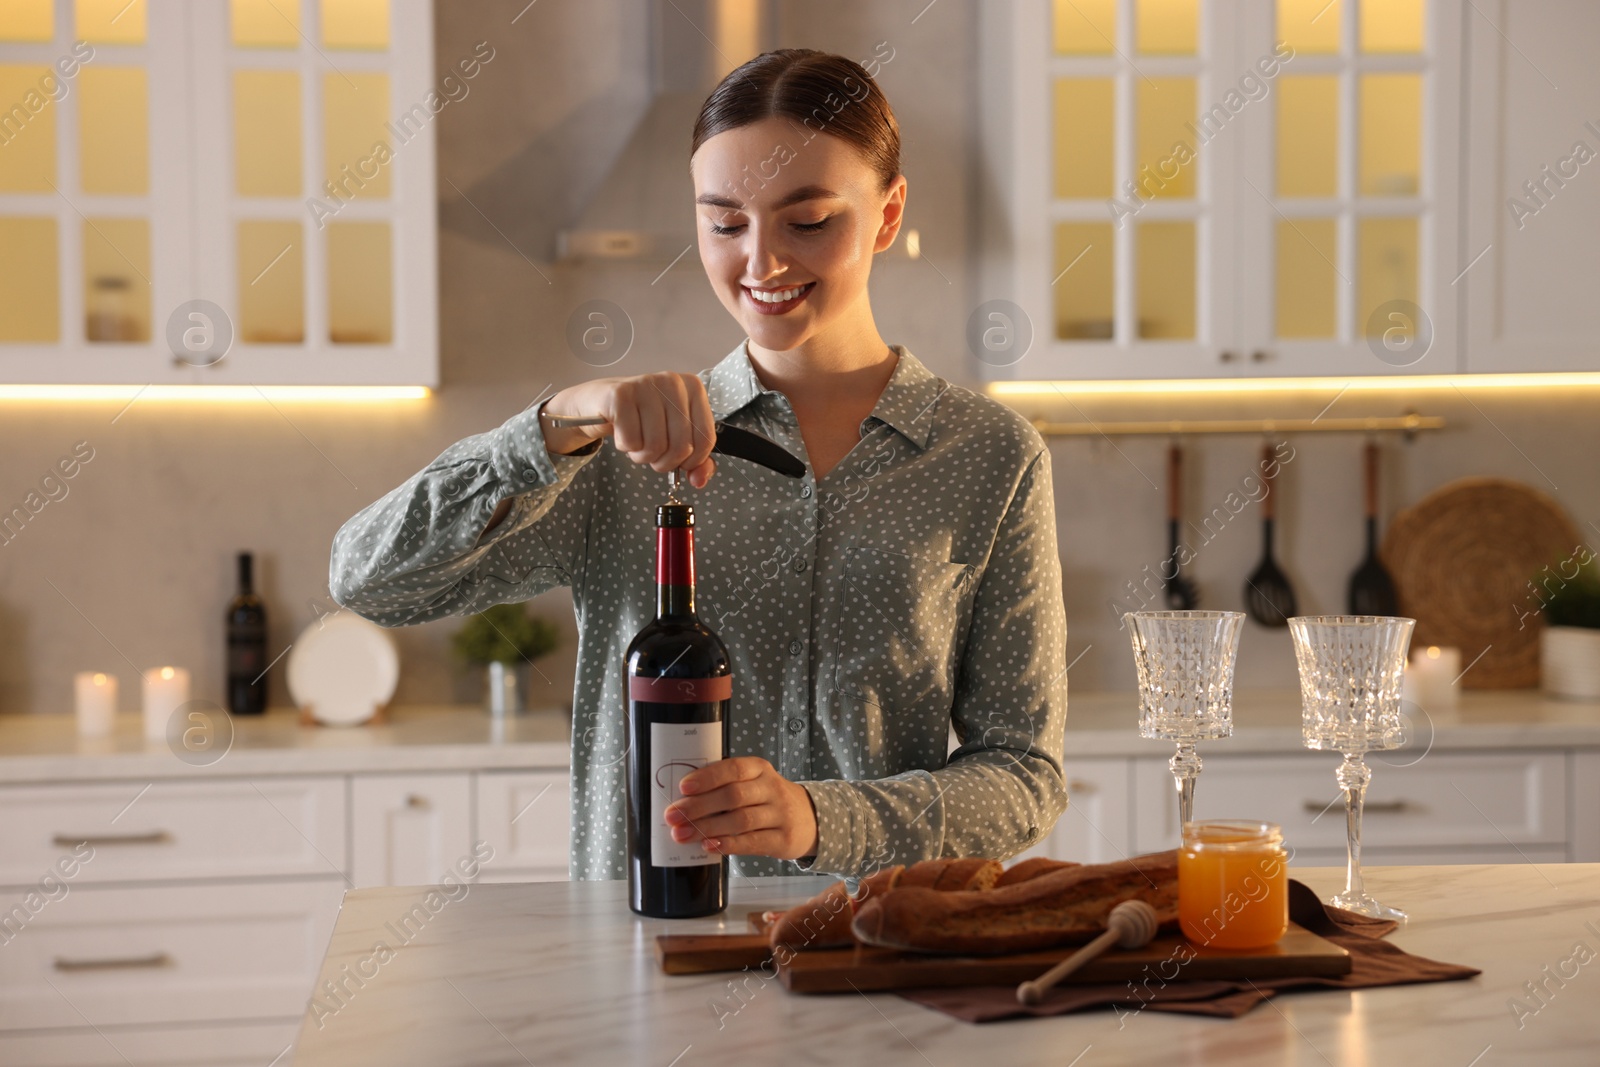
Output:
[
  {"xmin": 0, "ymin": 706, "xmax": 572, "ymax": 782},
  {"xmin": 289, "ymin": 863, "xmax": 1600, "ymax": 1066},
  {"xmin": 1, "ymin": 689, "xmax": 1595, "ymax": 784}
]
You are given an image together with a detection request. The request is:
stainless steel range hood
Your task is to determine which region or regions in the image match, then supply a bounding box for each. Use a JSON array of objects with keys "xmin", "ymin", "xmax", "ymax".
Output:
[{"xmin": 557, "ymin": 0, "xmax": 769, "ymax": 262}]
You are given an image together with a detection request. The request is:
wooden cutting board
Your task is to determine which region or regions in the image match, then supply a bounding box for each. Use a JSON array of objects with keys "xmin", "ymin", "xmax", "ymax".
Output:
[{"xmin": 656, "ymin": 913, "xmax": 1352, "ymax": 992}]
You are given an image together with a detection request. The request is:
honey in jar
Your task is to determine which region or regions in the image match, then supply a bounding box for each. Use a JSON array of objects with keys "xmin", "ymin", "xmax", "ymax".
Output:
[{"xmin": 1178, "ymin": 820, "xmax": 1289, "ymax": 950}]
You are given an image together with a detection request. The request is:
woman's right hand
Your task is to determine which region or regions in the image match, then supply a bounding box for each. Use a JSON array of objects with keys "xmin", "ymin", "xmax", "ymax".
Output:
[{"xmin": 542, "ymin": 372, "xmax": 720, "ymax": 489}]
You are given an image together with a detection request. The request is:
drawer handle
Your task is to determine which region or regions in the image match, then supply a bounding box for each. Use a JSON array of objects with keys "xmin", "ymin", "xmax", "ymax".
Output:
[
  {"xmin": 52, "ymin": 831, "xmax": 172, "ymax": 847},
  {"xmin": 406, "ymin": 794, "xmax": 431, "ymax": 810},
  {"xmin": 54, "ymin": 952, "xmax": 172, "ymax": 972},
  {"xmin": 1303, "ymin": 799, "xmax": 1410, "ymax": 815}
]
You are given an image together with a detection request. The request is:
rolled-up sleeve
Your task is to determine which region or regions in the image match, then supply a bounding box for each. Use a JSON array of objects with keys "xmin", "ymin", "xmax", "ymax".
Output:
[
  {"xmin": 329, "ymin": 398, "xmax": 604, "ymax": 627},
  {"xmin": 797, "ymin": 447, "xmax": 1068, "ymax": 877}
]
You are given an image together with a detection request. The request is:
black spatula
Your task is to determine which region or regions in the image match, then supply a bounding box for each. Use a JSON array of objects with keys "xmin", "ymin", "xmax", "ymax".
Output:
[
  {"xmin": 1243, "ymin": 442, "xmax": 1297, "ymax": 627},
  {"xmin": 1347, "ymin": 440, "xmax": 1399, "ymax": 615},
  {"xmin": 1164, "ymin": 443, "xmax": 1199, "ymax": 609}
]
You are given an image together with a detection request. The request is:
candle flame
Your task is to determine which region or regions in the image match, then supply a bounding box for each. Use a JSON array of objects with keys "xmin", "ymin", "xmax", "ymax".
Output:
[
  {"xmin": 160, "ymin": 666, "xmax": 175, "ymax": 680},
  {"xmin": 1426, "ymin": 646, "xmax": 1441, "ymax": 659},
  {"xmin": 93, "ymin": 673, "xmax": 107, "ymax": 685}
]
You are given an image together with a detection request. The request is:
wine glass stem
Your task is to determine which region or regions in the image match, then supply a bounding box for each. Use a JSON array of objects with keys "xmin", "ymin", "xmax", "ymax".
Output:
[
  {"xmin": 1170, "ymin": 743, "xmax": 1202, "ymax": 829},
  {"xmin": 1337, "ymin": 752, "xmax": 1372, "ymax": 902}
]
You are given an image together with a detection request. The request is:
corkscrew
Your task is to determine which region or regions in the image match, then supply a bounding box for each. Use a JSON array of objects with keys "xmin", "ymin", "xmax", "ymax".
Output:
[{"xmin": 544, "ymin": 413, "xmax": 806, "ymax": 499}]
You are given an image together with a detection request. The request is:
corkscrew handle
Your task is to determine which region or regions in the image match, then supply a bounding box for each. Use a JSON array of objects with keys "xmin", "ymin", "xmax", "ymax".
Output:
[{"xmin": 544, "ymin": 415, "xmax": 806, "ymax": 480}]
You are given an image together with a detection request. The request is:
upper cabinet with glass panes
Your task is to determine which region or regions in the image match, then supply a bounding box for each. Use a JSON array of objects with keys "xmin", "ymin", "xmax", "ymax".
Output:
[
  {"xmin": 976, "ymin": 0, "xmax": 1464, "ymax": 380},
  {"xmin": 0, "ymin": 0, "xmax": 436, "ymax": 386}
]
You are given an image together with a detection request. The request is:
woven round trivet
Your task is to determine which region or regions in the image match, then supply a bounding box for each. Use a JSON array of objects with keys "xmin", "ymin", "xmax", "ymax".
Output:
[{"xmin": 1381, "ymin": 478, "xmax": 1582, "ymax": 688}]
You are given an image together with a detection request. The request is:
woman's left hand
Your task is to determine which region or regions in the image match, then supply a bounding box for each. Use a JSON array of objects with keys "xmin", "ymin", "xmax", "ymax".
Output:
[{"xmin": 663, "ymin": 757, "xmax": 818, "ymax": 860}]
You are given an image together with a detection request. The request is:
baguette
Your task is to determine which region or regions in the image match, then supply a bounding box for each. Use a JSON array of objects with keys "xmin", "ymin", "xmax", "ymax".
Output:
[
  {"xmin": 766, "ymin": 866, "xmax": 903, "ymax": 952},
  {"xmin": 854, "ymin": 864, "xmax": 904, "ymax": 902},
  {"xmin": 897, "ymin": 859, "xmax": 951, "ymax": 889},
  {"xmin": 850, "ymin": 850, "xmax": 1178, "ymax": 955},
  {"xmin": 933, "ymin": 857, "xmax": 1004, "ymax": 892},
  {"xmin": 767, "ymin": 881, "xmax": 854, "ymax": 952},
  {"xmin": 767, "ymin": 858, "xmax": 999, "ymax": 952},
  {"xmin": 993, "ymin": 857, "xmax": 1080, "ymax": 887}
]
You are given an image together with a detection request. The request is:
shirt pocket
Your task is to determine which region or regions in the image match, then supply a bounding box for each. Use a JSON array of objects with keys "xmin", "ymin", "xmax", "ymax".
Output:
[{"xmin": 832, "ymin": 545, "xmax": 977, "ymax": 721}]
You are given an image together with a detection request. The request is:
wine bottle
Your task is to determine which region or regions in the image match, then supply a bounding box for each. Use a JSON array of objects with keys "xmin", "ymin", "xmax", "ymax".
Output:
[
  {"xmin": 626, "ymin": 503, "xmax": 730, "ymax": 918},
  {"xmin": 226, "ymin": 552, "xmax": 268, "ymax": 716}
]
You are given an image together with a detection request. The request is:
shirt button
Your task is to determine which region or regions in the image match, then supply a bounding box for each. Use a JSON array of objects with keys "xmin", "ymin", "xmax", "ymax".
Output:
[
  {"xmin": 787, "ymin": 640, "xmax": 803, "ymax": 655},
  {"xmin": 800, "ymin": 484, "xmax": 813, "ymax": 498},
  {"xmin": 794, "ymin": 558, "xmax": 808, "ymax": 573},
  {"xmin": 786, "ymin": 718, "xmax": 805, "ymax": 735}
]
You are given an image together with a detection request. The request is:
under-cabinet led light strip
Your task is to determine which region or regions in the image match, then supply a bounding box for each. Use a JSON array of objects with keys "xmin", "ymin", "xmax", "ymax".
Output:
[{"xmin": 986, "ymin": 373, "xmax": 1600, "ymax": 398}]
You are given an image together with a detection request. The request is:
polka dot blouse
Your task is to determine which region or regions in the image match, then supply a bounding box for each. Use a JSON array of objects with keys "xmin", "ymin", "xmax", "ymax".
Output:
[{"xmin": 329, "ymin": 342, "xmax": 1069, "ymax": 881}]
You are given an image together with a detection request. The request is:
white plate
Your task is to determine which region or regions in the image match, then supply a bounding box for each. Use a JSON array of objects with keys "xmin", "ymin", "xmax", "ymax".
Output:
[{"xmin": 286, "ymin": 614, "xmax": 399, "ymax": 726}]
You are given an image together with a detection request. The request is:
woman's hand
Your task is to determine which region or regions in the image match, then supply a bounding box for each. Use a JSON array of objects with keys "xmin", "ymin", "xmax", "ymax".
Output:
[
  {"xmin": 663, "ymin": 757, "xmax": 819, "ymax": 860},
  {"xmin": 542, "ymin": 372, "xmax": 719, "ymax": 488}
]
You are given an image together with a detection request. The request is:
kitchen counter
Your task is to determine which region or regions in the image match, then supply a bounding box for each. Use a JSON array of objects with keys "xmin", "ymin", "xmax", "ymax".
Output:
[
  {"xmin": 0, "ymin": 705, "xmax": 571, "ymax": 782},
  {"xmin": 0, "ymin": 690, "xmax": 1594, "ymax": 782},
  {"xmin": 290, "ymin": 863, "xmax": 1600, "ymax": 1066}
]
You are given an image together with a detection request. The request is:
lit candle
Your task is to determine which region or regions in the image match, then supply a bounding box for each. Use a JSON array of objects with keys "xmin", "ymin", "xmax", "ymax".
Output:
[
  {"xmin": 142, "ymin": 666, "xmax": 191, "ymax": 742},
  {"xmin": 1402, "ymin": 645, "xmax": 1462, "ymax": 715},
  {"xmin": 74, "ymin": 672, "xmax": 118, "ymax": 737}
]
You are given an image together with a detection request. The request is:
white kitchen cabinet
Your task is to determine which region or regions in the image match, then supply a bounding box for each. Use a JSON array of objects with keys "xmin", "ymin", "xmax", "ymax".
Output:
[
  {"xmin": 1132, "ymin": 750, "xmax": 1568, "ymax": 855},
  {"xmin": 1231, "ymin": 0, "xmax": 1464, "ymax": 377},
  {"xmin": 475, "ymin": 770, "xmax": 573, "ymax": 882},
  {"xmin": 0, "ymin": 880, "xmax": 341, "ymax": 1031},
  {"xmin": 1012, "ymin": 757, "xmax": 1133, "ymax": 865},
  {"xmin": 0, "ymin": 0, "xmax": 437, "ymax": 386},
  {"xmin": 351, "ymin": 773, "xmax": 472, "ymax": 888},
  {"xmin": 0, "ymin": 1022, "xmax": 300, "ymax": 1067},
  {"xmin": 0, "ymin": 777, "xmax": 347, "ymax": 886},
  {"xmin": 1574, "ymin": 751, "xmax": 1600, "ymax": 862},
  {"xmin": 1461, "ymin": 0, "xmax": 1600, "ymax": 371},
  {"xmin": 977, "ymin": 0, "xmax": 1466, "ymax": 381},
  {"xmin": 977, "ymin": 0, "xmax": 1245, "ymax": 382}
]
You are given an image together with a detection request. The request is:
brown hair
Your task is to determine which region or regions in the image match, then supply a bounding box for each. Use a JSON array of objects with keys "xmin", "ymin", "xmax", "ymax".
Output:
[{"xmin": 691, "ymin": 49, "xmax": 901, "ymax": 191}]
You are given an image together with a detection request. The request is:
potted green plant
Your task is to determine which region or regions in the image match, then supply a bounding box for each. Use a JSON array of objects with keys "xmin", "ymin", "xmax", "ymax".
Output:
[
  {"xmin": 1541, "ymin": 559, "xmax": 1600, "ymax": 701},
  {"xmin": 451, "ymin": 604, "xmax": 561, "ymax": 717}
]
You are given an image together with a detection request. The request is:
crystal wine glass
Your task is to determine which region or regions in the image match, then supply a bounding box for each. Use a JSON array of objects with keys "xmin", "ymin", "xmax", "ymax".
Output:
[
  {"xmin": 1288, "ymin": 614, "xmax": 1415, "ymax": 921},
  {"xmin": 1124, "ymin": 611, "xmax": 1245, "ymax": 834}
]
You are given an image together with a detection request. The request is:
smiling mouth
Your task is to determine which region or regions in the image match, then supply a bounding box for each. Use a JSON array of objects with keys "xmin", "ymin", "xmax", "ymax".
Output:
[{"xmin": 742, "ymin": 282, "xmax": 815, "ymax": 315}]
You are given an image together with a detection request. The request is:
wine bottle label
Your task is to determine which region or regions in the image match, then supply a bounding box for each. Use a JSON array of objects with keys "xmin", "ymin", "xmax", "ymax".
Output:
[
  {"xmin": 650, "ymin": 719, "xmax": 723, "ymax": 868},
  {"xmin": 227, "ymin": 635, "xmax": 265, "ymax": 676}
]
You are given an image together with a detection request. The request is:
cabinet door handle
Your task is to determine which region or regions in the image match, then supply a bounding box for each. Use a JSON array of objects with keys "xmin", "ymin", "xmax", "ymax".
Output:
[
  {"xmin": 1219, "ymin": 350, "xmax": 1239, "ymax": 363},
  {"xmin": 1066, "ymin": 779, "xmax": 1097, "ymax": 796},
  {"xmin": 1251, "ymin": 349, "xmax": 1273, "ymax": 362},
  {"xmin": 54, "ymin": 952, "xmax": 172, "ymax": 972},
  {"xmin": 405, "ymin": 794, "xmax": 431, "ymax": 810},
  {"xmin": 52, "ymin": 831, "xmax": 171, "ymax": 847},
  {"xmin": 1303, "ymin": 799, "xmax": 1410, "ymax": 814}
]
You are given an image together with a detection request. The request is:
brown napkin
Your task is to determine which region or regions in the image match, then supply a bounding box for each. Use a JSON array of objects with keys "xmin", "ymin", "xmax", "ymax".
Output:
[{"xmin": 897, "ymin": 880, "xmax": 1481, "ymax": 1023}]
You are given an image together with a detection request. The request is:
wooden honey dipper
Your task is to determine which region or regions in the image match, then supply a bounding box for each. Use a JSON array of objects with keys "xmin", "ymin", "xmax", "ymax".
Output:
[{"xmin": 1015, "ymin": 899, "xmax": 1160, "ymax": 1006}]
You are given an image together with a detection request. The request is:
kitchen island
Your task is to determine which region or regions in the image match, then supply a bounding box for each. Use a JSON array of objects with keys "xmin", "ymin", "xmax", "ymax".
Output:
[{"xmin": 291, "ymin": 864, "xmax": 1599, "ymax": 1066}]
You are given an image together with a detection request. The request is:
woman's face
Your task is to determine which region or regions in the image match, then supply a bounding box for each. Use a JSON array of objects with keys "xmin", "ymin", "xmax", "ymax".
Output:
[{"xmin": 690, "ymin": 116, "xmax": 906, "ymax": 353}]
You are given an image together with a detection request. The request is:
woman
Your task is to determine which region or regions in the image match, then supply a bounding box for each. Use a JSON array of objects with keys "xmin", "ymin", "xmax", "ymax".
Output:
[{"xmin": 330, "ymin": 49, "xmax": 1067, "ymax": 881}]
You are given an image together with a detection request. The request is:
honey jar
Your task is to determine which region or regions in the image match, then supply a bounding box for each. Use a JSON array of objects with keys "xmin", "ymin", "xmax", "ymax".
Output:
[{"xmin": 1178, "ymin": 820, "xmax": 1289, "ymax": 950}]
